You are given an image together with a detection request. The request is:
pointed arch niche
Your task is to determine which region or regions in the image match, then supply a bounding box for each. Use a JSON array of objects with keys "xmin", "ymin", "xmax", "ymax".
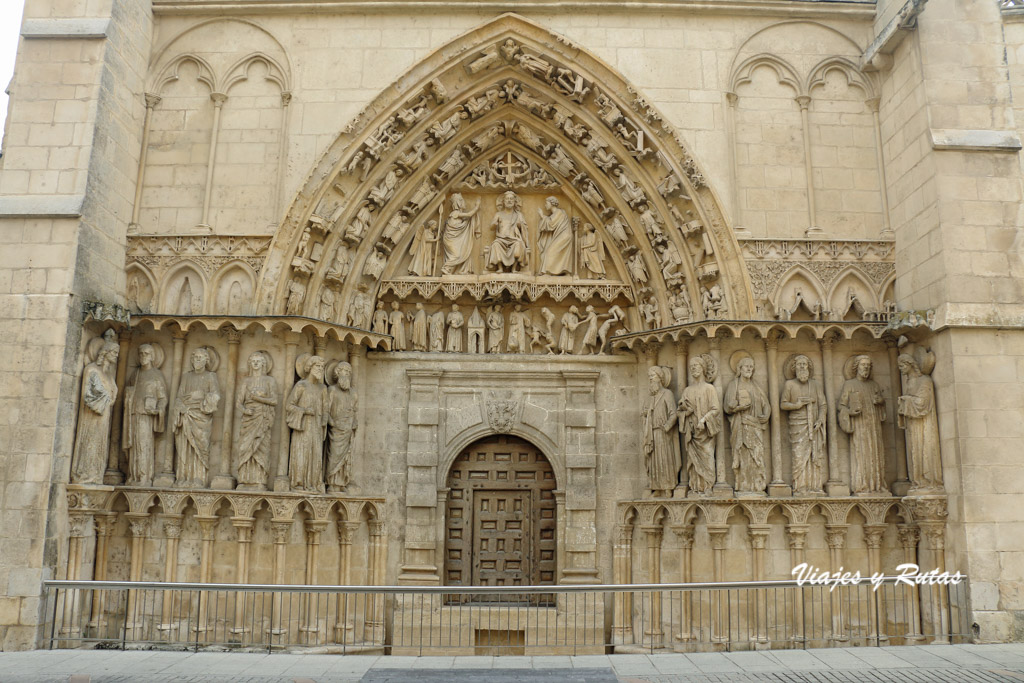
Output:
[{"xmin": 258, "ymin": 14, "xmax": 753, "ymax": 340}]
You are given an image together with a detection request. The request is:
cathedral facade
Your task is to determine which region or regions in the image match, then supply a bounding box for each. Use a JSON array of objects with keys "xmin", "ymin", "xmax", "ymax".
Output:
[{"xmin": 0, "ymin": 0, "xmax": 1022, "ymax": 651}]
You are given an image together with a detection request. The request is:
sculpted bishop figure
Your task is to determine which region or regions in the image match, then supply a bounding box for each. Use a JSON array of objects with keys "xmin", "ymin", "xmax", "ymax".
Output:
[
  {"xmin": 781, "ymin": 355, "xmax": 827, "ymax": 494},
  {"xmin": 486, "ymin": 191, "xmax": 529, "ymax": 272},
  {"xmin": 642, "ymin": 366, "xmax": 679, "ymax": 497},
  {"xmin": 123, "ymin": 343, "xmax": 167, "ymax": 487},
  {"xmin": 678, "ymin": 354, "xmax": 721, "ymax": 496}
]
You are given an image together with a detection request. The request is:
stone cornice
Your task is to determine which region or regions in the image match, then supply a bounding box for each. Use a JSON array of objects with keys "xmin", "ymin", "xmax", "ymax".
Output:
[{"xmin": 152, "ymin": 1, "xmax": 876, "ymax": 19}]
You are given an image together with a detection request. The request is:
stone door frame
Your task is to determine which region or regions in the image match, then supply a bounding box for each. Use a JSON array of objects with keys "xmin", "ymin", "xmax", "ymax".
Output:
[{"xmin": 398, "ymin": 367, "xmax": 600, "ymax": 586}]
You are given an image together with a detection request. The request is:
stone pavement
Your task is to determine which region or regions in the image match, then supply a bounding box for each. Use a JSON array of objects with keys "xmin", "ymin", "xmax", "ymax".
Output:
[{"xmin": 1, "ymin": 644, "xmax": 1024, "ymax": 682}]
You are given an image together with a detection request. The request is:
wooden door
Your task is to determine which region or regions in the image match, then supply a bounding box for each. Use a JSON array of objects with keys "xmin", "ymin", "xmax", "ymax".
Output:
[
  {"xmin": 445, "ymin": 436, "xmax": 556, "ymax": 594},
  {"xmin": 472, "ymin": 490, "xmax": 529, "ymax": 586}
]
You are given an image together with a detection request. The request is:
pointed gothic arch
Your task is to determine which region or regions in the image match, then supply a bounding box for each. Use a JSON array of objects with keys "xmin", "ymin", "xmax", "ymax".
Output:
[{"xmin": 256, "ymin": 14, "xmax": 753, "ymax": 335}]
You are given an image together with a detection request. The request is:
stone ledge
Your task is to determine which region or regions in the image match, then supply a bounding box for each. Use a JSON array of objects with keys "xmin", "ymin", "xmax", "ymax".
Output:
[
  {"xmin": 929, "ymin": 129, "xmax": 1023, "ymax": 153},
  {"xmin": 20, "ymin": 19, "xmax": 110, "ymax": 40},
  {"xmin": 0, "ymin": 195, "xmax": 84, "ymax": 218}
]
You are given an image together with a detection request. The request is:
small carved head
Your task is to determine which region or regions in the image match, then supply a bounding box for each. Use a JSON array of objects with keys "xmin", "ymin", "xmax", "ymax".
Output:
[
  {"xmin": 248, "ymin": 351, "xmax": 270, "ymax": 376},
  {"xmin": 138, "ymin": 344, "xmax": 155, "ymax": 368},
  {"xmin": 333, "ymin": 361, "xmax": 352, "ymax": 390},
  {"xmin": 307, "ymin": 356, "xmax": 326, "ymax": 383},
  {"xmin": 855, "ymin": 355, "xmax": 872, "ymax": 380},
  {"xmin": 191, "ymin": 347, "xmax": 210, "ymax": 372},
  {"xmin": 794, "ymin": 355, "xmax": 811, "ymax": 383},
  {"xmin": 545, "ymin": 196, "xmax": 559, "ymax": 208},
  {"xmin": 648, "ymin": 365, "xmax": 670, "ymax": 393},
  {"xmin": 897, "ymin": 353, "xmax": 919, "ymax": 376},
  {"xmin": 738, "ymin": 356, "xmax": 755, "ymax": 379},
  {"xmin": 689, "ymin": 356, "xmax": 706, "ymax": 382},
  {"xmin": 391, "ymin": 301, "xmax": 400, "ymax": 310}
]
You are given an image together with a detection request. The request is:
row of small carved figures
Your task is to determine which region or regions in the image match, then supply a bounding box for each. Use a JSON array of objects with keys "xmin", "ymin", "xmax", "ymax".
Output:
[
  {"xmin": 641, "ymin": 344, "xmax": 942, "ymax": 499},
  {"xmin": 71, "ymin": 331, "xmax": 360, "ymax": 497},
  {"xmin": 363, "ymin": 301, "xmax": 629, "ymax": 354}
]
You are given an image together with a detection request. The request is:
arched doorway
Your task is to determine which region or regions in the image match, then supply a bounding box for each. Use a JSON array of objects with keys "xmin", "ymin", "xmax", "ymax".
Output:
[{"xmin": 444, "ymin": 435, "xmax": 556, "ymax": 592}]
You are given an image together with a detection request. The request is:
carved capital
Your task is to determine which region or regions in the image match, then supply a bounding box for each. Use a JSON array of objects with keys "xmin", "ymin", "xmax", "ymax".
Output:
[
  {"xmin": 305, "ymin": 520, "xmax": 328, "ymax": 545},
  {"xmin": 210, "ymin": 92, "xmax": 228, "ymax": 107},
  {"xmin": 725, "ymin": 91, "xmax": 738, "ymax": 107},
  {"xmin": 144, "ymin": 92, "xmax": 162, "ymax": 109},
  {"xmin": 161, "ymin": 514, "xmax": 184, "ymax": 540},
  {"xmin": 231, "ymin": 517, "xmax": 255, "ymax": 543},
  {"xmin": 339, "ymin": 520, "xmax": 361, "ymax": 545},
  {"xmin": 748, "ymin": 526, "xmax": 770, "ymax": 550},
  {"xmin": 281, "ymin": 91, "xmax": 293, "ymax": 106},
  {"xmin": 126, "ymin": 514, "xmax": 150, "ymax": 538},
  {"xmin": 221, "ymin": 327, "xmax": 243, "ymax": 344},
  {"xmin": 785, "ymin": 524, "xmax": 808, "ymax": 550},
  {"xmin": 865, "ymin": 97, "xmax": 880, "ymax": 113},
  {"xmin": 94, "ymin": 513, "xmax": 117, "ymax": 538},
  {"xmin": 196, "ymin": 515, "xmax": 219, "ymax": 541},
  {"xmin": 918, "ymin": 523, "xmax": 945, "ymax": 551},
  {"xmin": 825, "ymin": 525, "xmax": 848, "ymax": 550},
  {"xmin": 615, "ymin": 524, "xmax": 634, "ymax": 547},
  {"xmin": 271, "ymin": 520, "xmax": 292, "ymax": 544},
  {"xmin": 68, "ymin": 513, "xmax": 92, "ymax": 539},
  {"xmin": 671, "ymin": 526, "xmax": 694, "ymax": 549},
  {"xmin": 863, "ymin": 525, "xmax": 886, "ymax": 550},
  {"xmin": 897, "ymin": 524, "xmax": 920, "ymax": 549},
  {"xmin": 368, "ymin": 520, "xmax": 386, "ymax": 538},
  {"xmin": 640, "ymin": 524, "xmax": 664, "ymax": 546},
  {"xmin": 795, "ymin": 95, "xmax": 812, "ymax": 111},
  {"xmin": 707, "ymin": 526, "xmax": 729, "ymax": 550}
]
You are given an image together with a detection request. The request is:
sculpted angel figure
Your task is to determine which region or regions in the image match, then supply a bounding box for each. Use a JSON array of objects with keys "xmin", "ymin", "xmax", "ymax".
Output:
[
  {"xmin": 538, "ymin": 196, "xmax": 573, "ymax": 276},
  {"xmin": 408, "ymin": 220, "xmax": 438, "ymax": 277},
  {"xmin": 725, "ymin": 354, "xmax": 770, "ymax": 495},
  {"xmin": 839, "ymin": 354, "xmax": 887, "ymax": 495},
  {"xmin": 679, "ymin": 354, "xmax": 721, "ymax": 496},
  {"xmin": 642, "ymin": 366, "xmax": 680, "ymax": 497},
  {"xmin": 579, "ymin": 223, "xmax": 606, "ymax": 279},
  {"xmin": 123, "ymin": 343, "xmax": 168, "ymax": 487},
  {"xmin": 172, "ymin": 347, "xmax": 221, "ymax": 488},
  {"xmin": 486, "ymin": 191, "xmax": 529, "ymax": 272},
  {"xmin": 441, "ymin": 193, "xmax": 481, "ymax": 275},
  {"xmin": 71, "ymin": 331, "xmax": 120, "ymax": 485},
  {"xmin": 235, "ymin": 351, "xmax": 278, "ymax": 490},
  {"xmin": 326, "ymin": 362, "xmax": 358, "ymax": 491},
  {"xmin": 286, "ymin": 355, "xmax": 328, "ymax": 493}
]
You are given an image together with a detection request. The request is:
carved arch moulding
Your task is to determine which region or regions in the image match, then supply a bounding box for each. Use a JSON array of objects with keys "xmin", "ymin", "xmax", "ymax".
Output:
[{"xmin": 256, "ymin": 14, "xmax": 755, "ymax": 350}]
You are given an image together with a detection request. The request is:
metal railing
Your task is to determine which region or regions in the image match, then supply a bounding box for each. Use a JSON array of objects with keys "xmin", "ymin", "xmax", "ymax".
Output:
[{"xmin": 43, "ymin": 577, "xmax": 971, "ymax": 654}]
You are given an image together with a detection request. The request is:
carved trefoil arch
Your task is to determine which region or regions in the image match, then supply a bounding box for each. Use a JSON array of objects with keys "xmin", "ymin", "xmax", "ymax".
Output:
[{"xmin": 258, "ymin": 14, "xmax": 754, "ymax": 347}]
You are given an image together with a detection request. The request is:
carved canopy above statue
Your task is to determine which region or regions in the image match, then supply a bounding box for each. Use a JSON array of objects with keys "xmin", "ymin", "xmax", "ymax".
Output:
[{"xmin": 257, "ymin": 15, "xmax": 752, "ymax": 348}]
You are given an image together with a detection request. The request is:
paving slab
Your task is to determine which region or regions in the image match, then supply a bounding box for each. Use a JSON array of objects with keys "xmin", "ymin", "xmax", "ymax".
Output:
[{"xmin": 684, "ymin": 652, "xmax": 744, "ymax": 673}]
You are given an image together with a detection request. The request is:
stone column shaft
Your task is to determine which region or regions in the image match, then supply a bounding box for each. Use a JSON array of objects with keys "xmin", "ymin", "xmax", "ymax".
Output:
[
  {"xmin": 826, "ymin": 525, "xmax": 848, "ymax": 643},
  {"xmin": 795, "ymin": 95, "xmax": 819, "ymax": 235},
  {"xmin": 765, "ymin": 337, "xmax": 789, "ymax": 495},
  {"xmin": 130, "ymin": 93, "xmax": 161, "ymax": 228},
  {"xmin": 887, "ymin": 340, "xmax": 910, "ymax": 495},
  {"xmin": 88, "ymin": 513, "xmax": 116, "ymax": 631},
  {"xmin": 673, "ymin": 527, "xmax": 694, "ymax": 646},
  {"xmin": 274, "ymin": 338, "xmax": 299, "ymax": 492},
  {"xmin": 641, "ymin": 525, "xmax": 664, "ymax": 645},
  {"xmin": 611, "ymin": 524, "xmax": 634, "ymax": 645},
  {"xmin": 230, "ymin": 518, "xmax": 254, "ymax": 638},
  {"xmin": 156, "ymin": 332, "xmax": 186, "ymax": 487},
  {"xmin": 212, "ymin": 328, "xmax": 241, "ymax": 490},
  {"xmin": 158, "ymin": 514, "xmax": 183, "ymax": 631},
  {"xmin": 198, "ymin": 92, "xmax": 228, "ymax": 230},
  {"xmin": 820, "ymin": 336, "xmax": 848, "ymax": 495}
]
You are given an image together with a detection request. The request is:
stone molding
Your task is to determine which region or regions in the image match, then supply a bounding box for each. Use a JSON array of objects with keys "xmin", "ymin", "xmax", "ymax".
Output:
[{"xmin": 20, "ymin": 19, "xmax": 110, "ymax": 40}]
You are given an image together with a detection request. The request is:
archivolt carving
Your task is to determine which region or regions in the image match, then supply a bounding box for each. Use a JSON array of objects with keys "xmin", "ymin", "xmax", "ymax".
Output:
[{"xmin": 259, "ymin": 15, "xmax": 751, "ymax": 343}]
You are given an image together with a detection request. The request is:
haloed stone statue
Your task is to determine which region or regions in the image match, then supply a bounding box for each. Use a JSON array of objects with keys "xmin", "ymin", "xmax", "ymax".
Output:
[
  {"xmin": 123, "ymin": 343, "xmax": 168, "ymax": 487},
  {"xmin": 235, "ymin": 351, "xmax": 278, "ymax": 490},
  {"xmin": 71, "ymin": 331, "xmax": 120, "ymax": 485},
  {"xmin": 173, "ymin": 347, "xmax": 221, "ymax": 488},
  {"xmin": 724, "ymin": 354, "xmax": 769, "ymax": 495},
  {"xmin": 898, "ymin": 349, "xmax": 943, "ymax": 492},
  {"xmin": 642, "ymin": 366, "xmax": 680, "ymax": 497},
  {"xmin": 326, "ymin": 361, "xmax": 358, "ymax": 492},
  {"xmin": 287, "ymin": 354, "xmax": 328, "ymax": 493},
  {"xmin": 839, "ymin": 354, "xmax": 887, "ymax": 495},
  {"xmin": 781, "ymin": 355, "xmax": 826, "ymax": 495},
  {"xmin": 679, "ymin": 354, "xmax": 721, "ymax": 496}
]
